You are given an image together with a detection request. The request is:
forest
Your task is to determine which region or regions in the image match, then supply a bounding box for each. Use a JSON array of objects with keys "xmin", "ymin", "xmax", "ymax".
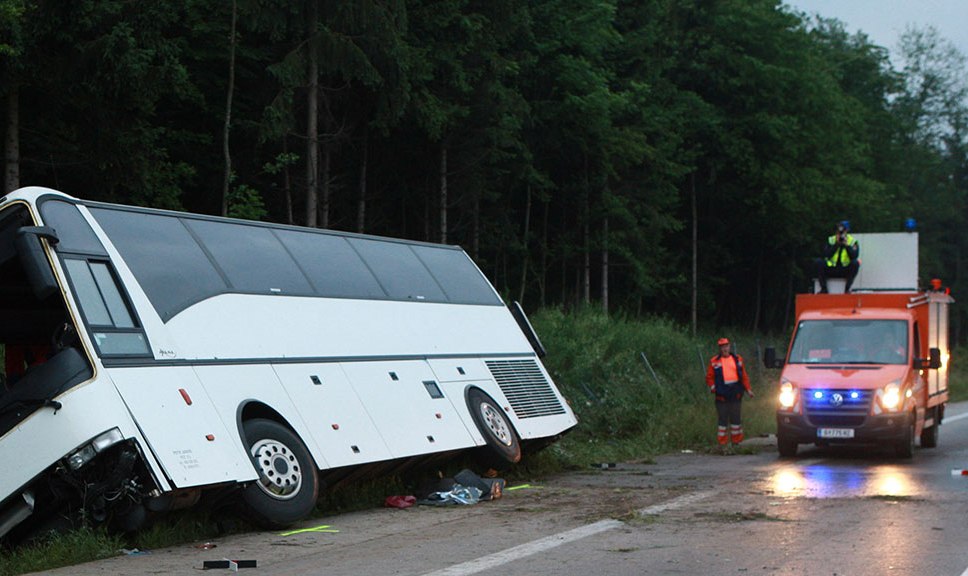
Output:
[{"xmin": 2, "ymin": 0, "xmax": 966, "ymax": 339}]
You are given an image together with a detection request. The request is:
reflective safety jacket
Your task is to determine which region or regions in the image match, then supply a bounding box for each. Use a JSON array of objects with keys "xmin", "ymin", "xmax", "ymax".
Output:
[
  {"xmin": 824, "ymin": 233, "xmax": 859, "ymax": 267},
  {"xmin": 706, "ymin": 354, "xmax": 752, "ymax": 402}
]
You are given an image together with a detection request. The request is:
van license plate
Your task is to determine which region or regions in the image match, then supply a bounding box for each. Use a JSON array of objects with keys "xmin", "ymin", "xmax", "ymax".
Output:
[{"xmin": 818, "ymin": 428, "xmax": 854, "ymax": 439}]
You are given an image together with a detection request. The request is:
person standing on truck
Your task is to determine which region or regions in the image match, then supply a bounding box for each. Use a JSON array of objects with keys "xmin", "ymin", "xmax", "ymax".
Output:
[
  {"xmin": 816, "ymin": 221, "xmax": 860, "ymax": 293},
  {"xmin": 706, "ymin": 338, "xmax": 754, "ymax": 446}
]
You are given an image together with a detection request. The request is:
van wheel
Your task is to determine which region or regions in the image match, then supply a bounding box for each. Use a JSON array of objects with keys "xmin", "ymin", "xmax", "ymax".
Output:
[
  {"xmin": 920, "ymin": 413, "xmax": 939, "ymax": 448},
  {"xmin": 895, "ymin": 416, "xmax": 915, "ymax": 459},
  {"xmin": 467, "ymin": 388, "xmax": 521, "ymax": 469},
  {"xmin": 241, "ymin": 419, "xmax": 319, "ymax": 528},
  {"xmin": 777, "ymin": 433, "xmax": 798, "ymax": 458}
]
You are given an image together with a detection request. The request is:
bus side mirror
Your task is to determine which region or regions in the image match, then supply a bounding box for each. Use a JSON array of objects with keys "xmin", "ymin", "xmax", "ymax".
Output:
[
  {"xmin": 16, "ymin": 226, "xmax": 59, "ymax": 300},
  {"xmin": 763, "ymin": 347, "xmax": 784, "ymax": 369}
]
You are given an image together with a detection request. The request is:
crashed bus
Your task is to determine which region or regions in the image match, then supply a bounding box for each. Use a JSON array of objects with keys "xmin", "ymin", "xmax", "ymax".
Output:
[{"xmin": 0, "ymin": 186, "xmax": 577, "ymax": 539}]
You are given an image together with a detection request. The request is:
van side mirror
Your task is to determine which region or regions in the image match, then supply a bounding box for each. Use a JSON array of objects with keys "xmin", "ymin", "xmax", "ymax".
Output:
[
  {"xmin": 16, "ymin": 226, "xmax": 59, "ymax": 300},
  {"xmin": 763, "ymin": 347, "xmax": 784, "ymax": 369},
  {"xmin": 916, "ymin": 347, "xmax": 942, "ymax": 370}
]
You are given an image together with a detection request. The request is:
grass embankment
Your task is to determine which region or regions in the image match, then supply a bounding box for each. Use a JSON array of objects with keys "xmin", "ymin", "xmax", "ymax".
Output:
[
  {"xmin": 4, "ymin": 308, "xmax": 968, "ymax": 575},
  {"xmin": 530, "ymin": 308, "xmax": 779, "ymax": 465}
]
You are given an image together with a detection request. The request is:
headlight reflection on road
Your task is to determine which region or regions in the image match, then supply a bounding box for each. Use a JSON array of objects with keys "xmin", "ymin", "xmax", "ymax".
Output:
[
  {"xmin": 773, "ymin": 469, "xmax": 804, "ymax": 496},
  {"xmin": 770, "ymin": 465, "xmax": 917, "ymax": 499},
  {"xmin": 872, "ymin": 469, "xmax": 912, "ymax": 497}
]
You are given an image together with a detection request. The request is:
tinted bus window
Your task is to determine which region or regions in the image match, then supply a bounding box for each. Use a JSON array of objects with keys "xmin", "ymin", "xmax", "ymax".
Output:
[
  {"xmin": 412, "ymin": 246, "xmax": 501, "ymax": 305},
  {"xmin": 40, "ymin": 200, "xmax": 107, "ymax": 255},
  {"xmin": 185, "ymin": 220, "xmax": 313, "ymax": 296},
  {"xmin": 349, "ymin": 238, "xmax": 447, "ymax": 302},
  {"xmin": 276, "ymin": 230, "xmax": 386, "ymax": 299},
  {"xmin": 90, "ymin": 208, "xmax": 228, "ymax": 321}
]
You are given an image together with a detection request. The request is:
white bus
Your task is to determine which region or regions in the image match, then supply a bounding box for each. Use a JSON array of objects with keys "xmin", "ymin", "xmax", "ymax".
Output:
[{"xmin": 0, "ymin": 187, "xmax": 577, "ymax": 539}]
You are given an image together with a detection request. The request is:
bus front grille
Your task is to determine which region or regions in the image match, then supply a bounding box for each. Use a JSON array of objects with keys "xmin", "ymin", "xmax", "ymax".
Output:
[{"xmin": 485, "ymin": 359, "xmax": 566, "ymax": 419}]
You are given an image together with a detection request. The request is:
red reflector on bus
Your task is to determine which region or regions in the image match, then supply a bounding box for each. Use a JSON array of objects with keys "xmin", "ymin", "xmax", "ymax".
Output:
[
  {"xmin": 332, "ymin": 424, "xmax": 339, "ymax": 430},
  {"xmin": 205, "ymin": 434, "xmax": 215, "ymax": 441},
  {"xmin": 179, "ymin": 389, "xmax": 192, "ymax": 405}
]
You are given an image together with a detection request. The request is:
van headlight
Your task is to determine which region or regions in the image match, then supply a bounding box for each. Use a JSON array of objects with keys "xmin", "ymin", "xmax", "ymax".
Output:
[
  {"xmin": 778, "ymin": 379, "xmax": 797, "ymax": 409},
  {"xmin": 880, "ymin": 381, "xmax": 902, "ymax": 412}
]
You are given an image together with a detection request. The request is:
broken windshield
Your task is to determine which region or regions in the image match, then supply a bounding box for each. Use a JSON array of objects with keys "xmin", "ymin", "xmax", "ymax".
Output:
[
  {"xmin": 0, "ymin": 203, "xmax": 91, "ymax": 435},
  {"xmin": 788, "ymin": 319, "xmax": 908, "ymax": 365}
]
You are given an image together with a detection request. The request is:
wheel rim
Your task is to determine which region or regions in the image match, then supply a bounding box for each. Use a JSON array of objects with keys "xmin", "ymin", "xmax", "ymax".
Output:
[
  {"xmin": 479, "ymin": 402, "xmax": 513, "ymax": 446},
  {"xmin": 250, "ymin": 438, "xmax": 302, "ymax": 500}
]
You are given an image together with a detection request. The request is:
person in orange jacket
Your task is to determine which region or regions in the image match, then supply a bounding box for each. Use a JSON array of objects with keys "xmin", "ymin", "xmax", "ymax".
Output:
[{"xmin": 706, "ymin": 337, "xmax": 754, "ymax": 446}]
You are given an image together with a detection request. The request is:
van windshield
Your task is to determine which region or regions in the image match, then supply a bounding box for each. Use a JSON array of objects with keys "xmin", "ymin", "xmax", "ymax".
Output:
[{"xmin": 789, "ymin": 319, "xmax": 908, "ymax": 365}]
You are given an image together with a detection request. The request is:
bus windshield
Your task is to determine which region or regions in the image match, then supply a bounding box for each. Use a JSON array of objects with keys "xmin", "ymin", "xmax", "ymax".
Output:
[{"xmin": 788, "ymin": 319, "xmax": 908, "ymax": 365}]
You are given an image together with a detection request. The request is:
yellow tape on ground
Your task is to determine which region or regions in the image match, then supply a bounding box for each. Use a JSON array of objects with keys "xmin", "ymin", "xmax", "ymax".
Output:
[
  {"xmin": 278, "ymin": 525, "xmax": 340, "ymax": 536},
  {"xmin": 506, "ymin": 484, "xmax": 541, "ymax": 491}
]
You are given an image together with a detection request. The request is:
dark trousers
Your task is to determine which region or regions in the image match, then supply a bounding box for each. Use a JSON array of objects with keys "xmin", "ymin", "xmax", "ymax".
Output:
[
  {"xmin": 816, "ymin": 259, "xmax": 859, "ymax": 293},
  {"xmin": 715, "ymin": 400, "xmax": 742, "ymax": 427}
]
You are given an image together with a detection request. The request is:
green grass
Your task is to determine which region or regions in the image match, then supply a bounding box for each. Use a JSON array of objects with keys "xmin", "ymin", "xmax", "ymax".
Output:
[
  {"xmin": 2, "ymin": 309, "xmax": 964, "ymax": 575},
  {"xmin": 0, "ymin": 528, "xmax": 123, "ymax": 576},
  {"xmin": 531, "ymin": 307, "xmax": 778, "ymax": 463}
]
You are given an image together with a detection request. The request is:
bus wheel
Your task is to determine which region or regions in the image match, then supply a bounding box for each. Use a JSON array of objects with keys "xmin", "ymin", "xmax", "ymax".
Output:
[
  {"xmin": 467, "ymin": 388, "xmax": 521, "ymax": 469},
  {"xmin": 895, "ymin": 415, "xmax": 915, "ymax": 459},
  {"xmin": 241, "ymin": 419, "xmax": 319, "ymax": 528}
]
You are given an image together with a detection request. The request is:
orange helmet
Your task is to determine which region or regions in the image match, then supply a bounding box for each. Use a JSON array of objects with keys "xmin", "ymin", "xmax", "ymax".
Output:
[{"xmin": 717, "ymin": 337, "xmax": 730, "ymax": 346}]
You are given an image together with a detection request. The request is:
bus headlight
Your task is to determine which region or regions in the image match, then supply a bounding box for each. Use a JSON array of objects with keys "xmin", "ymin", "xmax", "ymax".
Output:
[
  {"xmin": 65, "ymin": 428, "xmax": 124, "ymax": 471},
  {"xmin": 778, "ymin": 380, "xmax": 797, "ymax": 409}
]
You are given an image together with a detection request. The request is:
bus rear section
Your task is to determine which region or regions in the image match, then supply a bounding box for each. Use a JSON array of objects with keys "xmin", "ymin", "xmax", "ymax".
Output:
[{"xmin": 0, "ymin": 187, "xmax": 577, "ymax": 541}]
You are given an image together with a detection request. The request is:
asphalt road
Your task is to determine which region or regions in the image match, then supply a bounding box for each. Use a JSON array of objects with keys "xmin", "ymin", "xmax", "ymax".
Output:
[{"xmin": 35, "ymin": 401, "xmax": 968, "ymax": 576}]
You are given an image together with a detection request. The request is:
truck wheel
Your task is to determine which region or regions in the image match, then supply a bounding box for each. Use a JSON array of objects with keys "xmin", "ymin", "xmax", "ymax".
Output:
[
  {"xmin": 777, "ymin": 433, "xmax": 798, "ymax": 458},
  {"xmin": 467, "ymin": 388, "xmax": 521, "ymax": 469},
  {"xmin": 895, "ymin": 416, "xmax": 915, "ymax": 459},
  {"xmin": 241, "ymin": 419, "xmax": 319, "ymax": 528},
  {"xmin": 920, "ymin": 423, "xmax": 939, "ymax": 448}
]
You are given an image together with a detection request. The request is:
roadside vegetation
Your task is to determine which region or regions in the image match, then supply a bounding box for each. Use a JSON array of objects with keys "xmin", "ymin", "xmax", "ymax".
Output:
[{"xmin": 12, "ymin": 308, "xmax": 965, "ymax": 575}]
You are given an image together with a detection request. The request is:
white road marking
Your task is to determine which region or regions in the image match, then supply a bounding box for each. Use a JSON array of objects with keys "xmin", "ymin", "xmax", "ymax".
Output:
[
  {"xmin": 944, "ymin": 411, "xmax": 968, "ymax": 424},
  {"xmin": 418, "ymin": 490, "xmax": 716, "ymax": 576}
]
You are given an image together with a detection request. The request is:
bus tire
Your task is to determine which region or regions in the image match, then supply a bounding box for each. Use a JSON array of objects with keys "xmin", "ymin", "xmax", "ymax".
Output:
[
  {"xmin": 467, "ymin": 388, "xmax": 521, "ymax": 469},
  {"xmin": 241, "ymin": 419, "xmax": 319, "ymax": 528},
  {"xmin": 895, "ymin": 415, "xmax": 915, "ymax": 459}
]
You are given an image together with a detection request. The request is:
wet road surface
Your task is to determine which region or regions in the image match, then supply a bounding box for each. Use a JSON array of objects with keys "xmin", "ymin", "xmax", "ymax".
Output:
[{"xmin": 34, "ymin": 402, "xmax": 968, "ymax": 576}]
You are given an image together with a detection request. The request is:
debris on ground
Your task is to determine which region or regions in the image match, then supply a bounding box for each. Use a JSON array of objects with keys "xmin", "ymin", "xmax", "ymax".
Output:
[
  {"xmin": 202, "ymin": 558, "xmax": 257, "ymax": 570},
  {"xmin": 384, "ymin": 495, "xmax": 417, "ymax": 509},
  {"xmin": 417, "ymin": 469, "xmax": 505, "ymax": 506}
]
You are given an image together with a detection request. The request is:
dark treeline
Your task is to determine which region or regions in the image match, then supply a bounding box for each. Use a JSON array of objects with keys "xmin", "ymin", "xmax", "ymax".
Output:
[{"xmin": 2, "ymin": 1, "xmax": 967, "ymax": 339}]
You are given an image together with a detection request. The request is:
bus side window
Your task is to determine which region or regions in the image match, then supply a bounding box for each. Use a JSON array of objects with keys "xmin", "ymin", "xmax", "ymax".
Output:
[{"xmin": 64, "ymin": 259, "xmax": 150, "ymax": 357}]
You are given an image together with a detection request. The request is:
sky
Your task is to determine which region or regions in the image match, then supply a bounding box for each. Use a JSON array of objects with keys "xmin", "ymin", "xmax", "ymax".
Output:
[{"xmin": 784, "ymin": 0, "xmax": 968, "ymax": 66}]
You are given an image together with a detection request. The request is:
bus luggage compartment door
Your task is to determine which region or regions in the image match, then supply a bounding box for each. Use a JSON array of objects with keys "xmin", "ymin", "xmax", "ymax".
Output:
[
  {"xmin": 340, "ymin": 361, "xmax": 476, "ymax": 458},
  {"xmin": 110, "ymin": 367, "xmax": 249, "ymax": 487},
  {"xmin": 272, "ymin": 363, "xmax": 393, "ymax": 468}
]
